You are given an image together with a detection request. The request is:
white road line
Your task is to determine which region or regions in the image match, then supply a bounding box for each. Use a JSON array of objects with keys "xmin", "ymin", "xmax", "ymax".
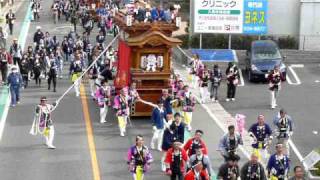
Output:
[
  {"xmin": 286, "ymin": 74, "xmax": 293, "ymax": 85},
  {"xmin": 287, "ymin": 64, "xmax": 304, "ymax": 85},
  {"xmin": 288, "ymin": 139, "xmax": 304, "ymax": 161},
  {"xmin": 232, "ymin": 50, "xmax": 245, "ymax": 87},
  {"xmin": 238, "ymin": 69, "xmax": 245, "ymax": 86},
  {"xmin": 0, "ymin": 92, "xmax": 11, "ymax": 141},
  {"xmin": 291, "ymin": 64, "xmax": 305, "ymax": 68}
]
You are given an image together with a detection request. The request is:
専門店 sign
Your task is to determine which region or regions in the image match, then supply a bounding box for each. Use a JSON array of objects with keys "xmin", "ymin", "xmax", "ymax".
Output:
[
  {"xmin": 243, "ymin": 0, "xmax": 267, "ymax": 34},
  {"xmin": 194, "ymin": 0, "xmax": 267, "ymax": 34}
]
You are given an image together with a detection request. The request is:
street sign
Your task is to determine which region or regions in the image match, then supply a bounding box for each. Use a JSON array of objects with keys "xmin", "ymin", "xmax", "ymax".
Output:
[
  {"xmin": 243, "ymin": 0, "xmax": 268, "ymax": 34},
  {"xmin": 194, "ymin": 0, "xmax": 244, "ymax": 34},
  {"xmin": 193, "ymin": 0, "xmax": 268, "ymax": 35}
]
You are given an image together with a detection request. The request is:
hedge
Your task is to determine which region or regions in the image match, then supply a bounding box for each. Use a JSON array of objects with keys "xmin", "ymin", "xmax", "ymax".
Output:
[{"xmin": 175, "ymin": 34, "xmax": 299, "ymax": 50}]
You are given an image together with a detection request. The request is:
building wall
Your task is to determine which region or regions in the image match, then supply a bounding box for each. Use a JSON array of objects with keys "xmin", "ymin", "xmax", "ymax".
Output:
[
  {"xmin": 267, "ymin": 0, "xmax": 301, "ymax": 36},
  {"xmin": 299, "ymin": 1, "xmax": 320, "ymax": 50}
]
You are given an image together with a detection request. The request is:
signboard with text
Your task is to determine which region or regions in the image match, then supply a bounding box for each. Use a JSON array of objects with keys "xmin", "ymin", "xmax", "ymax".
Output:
[
  {"xmin": 243, "ymin": 0, "xmax": 268, "ymax": 34},
  {"xmin": 193, "ymin": 0, "xmax": 267, "ymax": 35},
  {"xmin": 194, "ymin": 0, "xmax": 244, "ymax": 34}
]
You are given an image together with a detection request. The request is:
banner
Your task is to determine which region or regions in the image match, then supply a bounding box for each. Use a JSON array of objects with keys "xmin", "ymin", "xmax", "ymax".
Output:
[
  {"xmin": 193, "ymin": 0, "xmax": 268, "ymax": 35},
  {"xmin": 114, "ymin": 39, "xmax": 131, "ymax": 89}
]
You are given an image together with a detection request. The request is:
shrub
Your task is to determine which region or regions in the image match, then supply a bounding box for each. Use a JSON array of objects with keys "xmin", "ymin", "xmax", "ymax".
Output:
[{"xmin": 278, "ymin": 36, "xmax": 298, "ymax": 49}]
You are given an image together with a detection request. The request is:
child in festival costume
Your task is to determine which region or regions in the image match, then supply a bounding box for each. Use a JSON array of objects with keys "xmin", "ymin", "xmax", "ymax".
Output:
[
  {"xmin": 127, "ymin": 135, "xmax": 153, "ymax": 180},
  {"xmin": 95, "ymin": 80, "xmax": 111, "ymax": 123},
  {"xmin": 114, "ymin": 88, "xmax": 130, "ymax": 136}
]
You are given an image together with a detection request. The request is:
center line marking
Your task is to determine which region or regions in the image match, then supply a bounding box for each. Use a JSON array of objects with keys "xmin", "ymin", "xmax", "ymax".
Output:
[{"xmin": 80, "ymin": 84, "xmax": 101, "ymax": 180}]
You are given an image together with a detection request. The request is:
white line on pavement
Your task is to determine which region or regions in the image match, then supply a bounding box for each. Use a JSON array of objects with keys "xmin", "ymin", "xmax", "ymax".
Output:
[
  {"xmin": 287, "ymin": 64, "xmax": 303, "ymax": 85},
  {"xmin": 286, "ymin": 74, "xmax": 293, "ymax": 85},
  {"xmin": 233, "ymin": 50, "xmax": 245, "ymax": 87},
  {"xmin": 288, "ymin": 139, "xmax": 304, "ymax": 161},
  {"xmin": 238, "ymin": 69, "xmax": 245, "ymax": 86},
  {"xmin": 291, "ymin": 64, "xmax": 305, "ymax": 68},
  {"xmin": 0, "ymin": 92, "xmax": 11, "ymax": 141}
]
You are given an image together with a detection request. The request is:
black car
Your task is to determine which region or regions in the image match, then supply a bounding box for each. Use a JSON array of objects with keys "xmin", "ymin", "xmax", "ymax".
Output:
[{"xmin": 246, "ymin": 40, "xmax": 287, "ymax": 82}]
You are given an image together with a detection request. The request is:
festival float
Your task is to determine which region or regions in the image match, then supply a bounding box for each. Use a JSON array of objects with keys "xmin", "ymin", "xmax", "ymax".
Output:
[{"xmin": 113, "ymin": 7, "xmax": 182, "ymax": 116}]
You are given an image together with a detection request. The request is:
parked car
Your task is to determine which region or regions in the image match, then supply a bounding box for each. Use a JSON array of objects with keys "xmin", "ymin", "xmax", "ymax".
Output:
[{"xmin": 246, "ymin": 40, "xmax": 287, "ymax": 82}]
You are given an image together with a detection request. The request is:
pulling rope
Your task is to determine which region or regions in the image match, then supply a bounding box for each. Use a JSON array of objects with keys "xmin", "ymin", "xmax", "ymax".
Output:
[
  {"xmin": 49, "ymin": 34, "xmax": 120, "ymax": 113},
  {"xmin": 176, "ymin": 46, "xmax": 193, "ymax": 60}
]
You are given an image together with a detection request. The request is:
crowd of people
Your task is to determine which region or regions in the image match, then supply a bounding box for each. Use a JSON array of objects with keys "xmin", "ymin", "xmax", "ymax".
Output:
[
  {"xmin": 121, "ymin": 62, "xmax": 300, "ymax": 179},
  {"xmin": 0, "ymin": 0, "xmax": 307, "ymax": 180},
  {"xmin": 187, "ymin": 53, "xmax": 285, "ymax": 109},
  {"xmin": 125, "ymin": 0, "xmax": 181, "ymax": 23}
]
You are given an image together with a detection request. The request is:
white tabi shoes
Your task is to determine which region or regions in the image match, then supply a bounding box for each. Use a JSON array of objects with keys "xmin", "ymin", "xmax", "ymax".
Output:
[{"xmin": 47, "ymin": 144, "xmax": 56, "ymax": 149}]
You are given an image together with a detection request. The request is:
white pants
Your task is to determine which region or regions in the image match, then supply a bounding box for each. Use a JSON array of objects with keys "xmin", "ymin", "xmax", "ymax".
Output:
[
  {"xmin": 89, "ymin": 79, "xmax": 97, "ymax": 97},
  {"xmin": 193, "ymin": 75, "xmax": 199, "ymax": 88},
  {"xmin": 100, "ymin": 106, "xmax": 108, "ymax": 123},
  {"xmin": 151, "ymin": 128, "xmax": 164, "ymax": 150},
  {"xmin": 270, "ymin": 90, "xmax": 279, "ymax": 108},
  {"xmin": 74, "ymin": 79, "xmax": 81, "ymax": 96},
  {"xmin": 44, "ymin": 126, "xmax": 55, "ymax": 146},
  {"xmin": 278, "ymin": 138, "xmax": 290, "ymax": 157},
  {"xmin": 161, "ymin": 152, "xmax": 166, "ymax": 172},
  {"xmin": 200, "ymin": 86, "xmax": 209, "ymax": 103}
]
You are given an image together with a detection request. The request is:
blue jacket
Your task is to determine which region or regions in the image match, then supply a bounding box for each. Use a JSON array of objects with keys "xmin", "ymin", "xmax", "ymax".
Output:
[
  {"xmin": 162, "ymin": 128, "xmax": 175, "ymax": 151},
  {"xmin": 162, "ymin": 123, "xmax": 185, "ymax": 151},
  {"xmin": 151, "ymin": 107, "xmax": 165, "ymax": 129},
  {"xmin": 7, "ymin": 72, "xmax": 22, "ymax": 87},
  {"xmin": 248, "ymin": 123, "xmax": 273, "ymax": 149},
  {"xmin": 273, "ymin": 114, "xmax": 293, "ymax": 138},
  {"xmin": 151, "ymin": 8, "xmax": 164, "ymax": 21},
  {"xmin": 161, "ymin": 96, "xmax": 173, "ymax": 115},
  {"xmin": 163, "ymin": 10, "xmax": 172, "ymax": 22},
  {"xmin": 267, "ymin": 154, "xmax": 290, "ymax": 178},
  {"xmin": 218, "ymin": 133, "xmax": 243, "ymax": 153},
  {"xmin": 172, "ymin": 122, "xmax": 185, "ymax": 143}
]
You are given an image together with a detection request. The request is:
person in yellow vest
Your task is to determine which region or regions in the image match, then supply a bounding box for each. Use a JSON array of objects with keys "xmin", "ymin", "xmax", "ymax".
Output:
[
  {"xmin": 69, "ymin": 53, "xmax": 84, "ymax": 97},
  {"xmin": 180, "ymin": 85, "xmax": 195, "ymax": 131},
  {"xmin": 114, "ymin": 88, "xmax": 130, "ymax": 136}
]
